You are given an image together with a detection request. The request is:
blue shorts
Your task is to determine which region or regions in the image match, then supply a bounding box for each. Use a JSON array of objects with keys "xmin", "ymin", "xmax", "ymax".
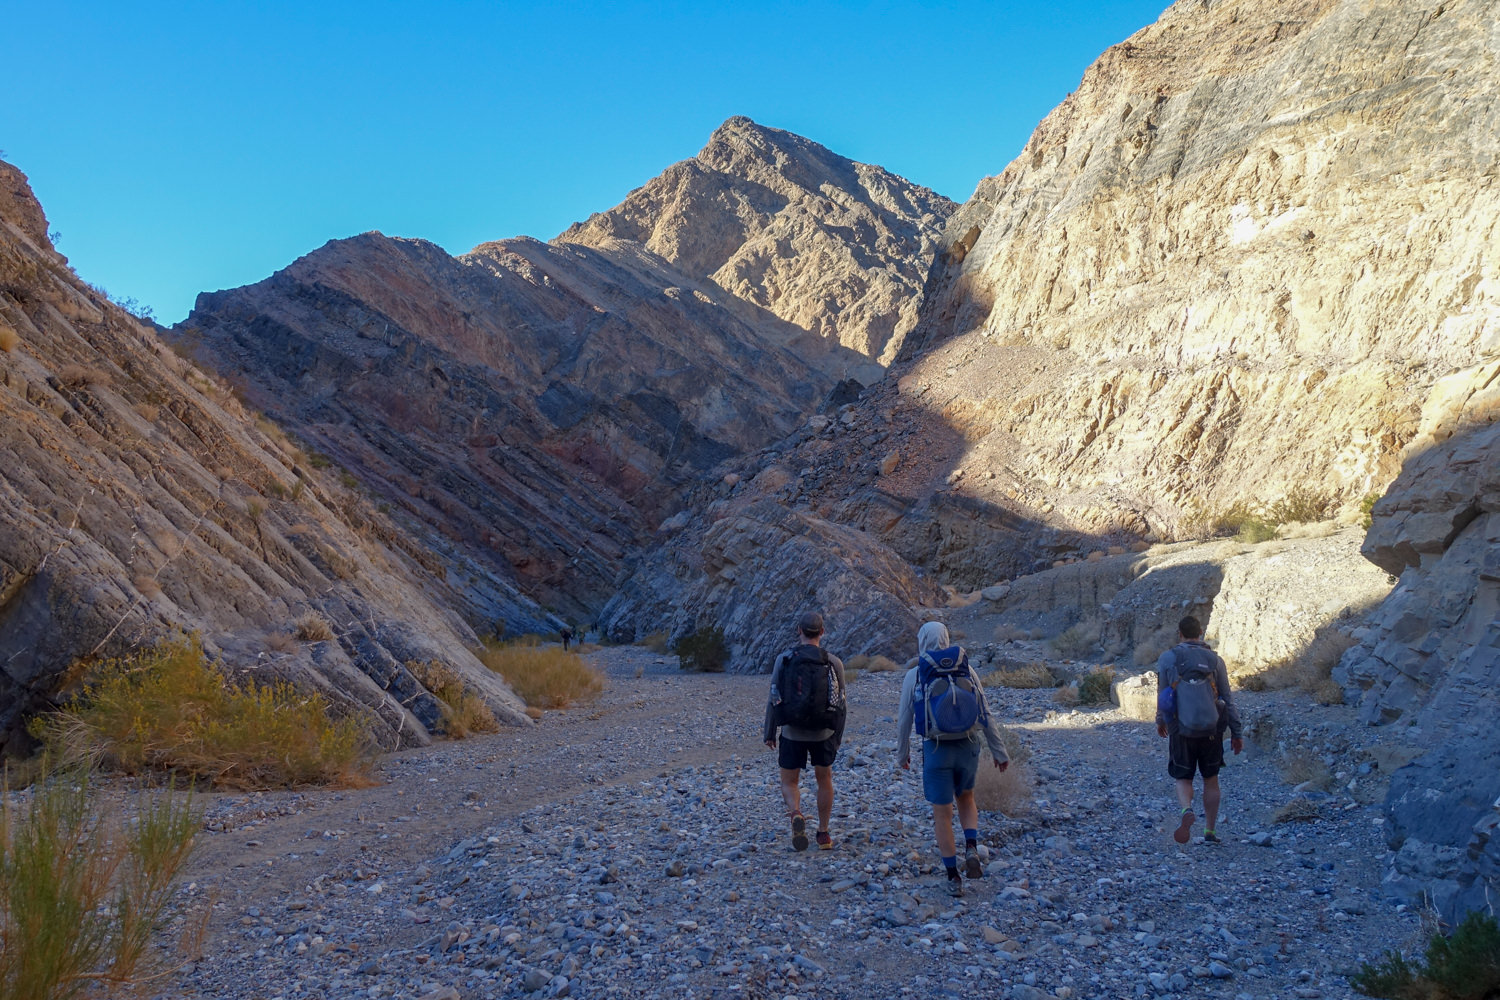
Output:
[{"xmin": 921, "ymin": 736, "xmax": 981, "ymax": 805}]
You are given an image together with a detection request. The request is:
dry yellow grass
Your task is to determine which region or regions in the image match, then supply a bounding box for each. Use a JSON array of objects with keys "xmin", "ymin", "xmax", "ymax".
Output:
[
  {"xmin": 0, "ymin": 325, "xmax": 17, "ymax": 352},
  {"xmin": 974, "ymin": 759, "xmax": 1031, "ymax": 816},
  {"xmin": 293, "ymin": 611, "xmax": 335, "ymax": 642},
  {"xmin": 993, "ymin": 623, "xmax": 1028, "ymax": 642},
  {"xmin": 42, "ymin": 634, "xmax": 370, "ymax": 789},
  {"xmin": 864, "ymin": 654, "xmax": 902, "ymax": 673},
  {"xmin": 988, "ymin": 663, "xmax": 1056, "ymax": 688},
  {"xmin": 266, "ymin": 631, "xmax": 297, "ymax": 653},
  {"xmin": 639, "ymin": 632, "xmax": 670, "ymax": 654},
  {"xmin": 407, "ymin": 661, "xmax": 499, "ymax": 739},
  {"xmin": 476, "ymin": 637, "xmax": 605, "ymax": 710}
]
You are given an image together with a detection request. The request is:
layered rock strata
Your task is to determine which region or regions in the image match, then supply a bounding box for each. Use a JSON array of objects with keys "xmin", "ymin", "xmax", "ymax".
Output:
[
  {"xmin": 0, "ymin": 161, "xmax": 528, "ymax": 751},
  {"xmin": 180, "ymin": 118, "xmax": 953, "ymax": 627}
]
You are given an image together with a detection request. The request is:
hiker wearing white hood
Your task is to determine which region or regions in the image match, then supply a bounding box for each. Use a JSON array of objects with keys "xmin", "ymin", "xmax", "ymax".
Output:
[{"xmin": 896, "ymin": 620, "xmax": 1008, "ymax": 898}]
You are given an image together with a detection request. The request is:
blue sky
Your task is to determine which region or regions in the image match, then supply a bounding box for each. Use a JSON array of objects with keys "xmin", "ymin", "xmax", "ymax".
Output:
[{"xmin": 2, "ymin": 1, "xmax": 1167, "ymax": 324}]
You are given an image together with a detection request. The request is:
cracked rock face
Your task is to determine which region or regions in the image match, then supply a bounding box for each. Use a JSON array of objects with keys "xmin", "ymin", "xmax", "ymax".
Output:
[
  {"xmin": 901, "ymin": 0, "xmax": 1499, "ymax": 538},
  {"xmin": 0, "ymin": 161, "xmax": 529, "ymax": 750},
  {"xmin": 1334, "ymin": 361, "xmax": 1500, "ymax": 922}
]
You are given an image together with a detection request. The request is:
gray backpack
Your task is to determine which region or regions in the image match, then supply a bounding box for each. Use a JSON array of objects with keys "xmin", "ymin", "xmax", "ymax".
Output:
[{"xmin": 1172, "ymin": 645, "xmax": 1222, "ymax": 738}]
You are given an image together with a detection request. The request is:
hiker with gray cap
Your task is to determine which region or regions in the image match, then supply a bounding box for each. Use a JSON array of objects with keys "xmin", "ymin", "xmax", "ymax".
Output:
[{"xmin": 763, "ymin": 611, "xmax": 847, "ymax": 851}]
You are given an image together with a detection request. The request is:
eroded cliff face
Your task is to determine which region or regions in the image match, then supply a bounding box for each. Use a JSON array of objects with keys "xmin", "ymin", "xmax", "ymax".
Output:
[
  {"xmin": 179, "ymin": 118, "xmax": 952, "ymax": 628},
  {"xmin": 902, "ymin": 0, "xmax": 1498, "ymax": 537},
  {"xmin": 0, "ymin": 162, "xmax": 529, "ymax": 752},
  {"xmin": 1334, "ymin": 361, "xmax": 1500, "ymax": 921},
  {"xmin": 560, "ymin": 117, "xmax": 955, "ymax": 365}
]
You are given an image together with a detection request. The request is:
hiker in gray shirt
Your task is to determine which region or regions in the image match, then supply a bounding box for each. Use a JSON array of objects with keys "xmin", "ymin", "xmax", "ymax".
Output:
[
  {"xmin": 763, "ymin": 611, "xmax": 846, "ymax": 851},
  {"xmin": 1156, "ymin": 615, "xmax": 1243, "ymax": 845}
]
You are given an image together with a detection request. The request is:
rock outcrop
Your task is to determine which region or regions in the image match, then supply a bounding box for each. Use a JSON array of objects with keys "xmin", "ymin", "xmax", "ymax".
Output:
[
  {"xmin": 1334, "ymin": 360, "xmax": 1500, "ymax": 921},
  {"xmin": 560, "ymin": 117, "xmax": 955, "ymax": 366},
  {"xmin": 0, "ymin": 161, "xmax": 529, "ymax": 752},
  {"xmin": 896, "ymin": 0, "xmax": 1497, "ymax": 539},
  {"xmin": 179, "ymin": 119, "xmax": 953, "ymax": 628}
]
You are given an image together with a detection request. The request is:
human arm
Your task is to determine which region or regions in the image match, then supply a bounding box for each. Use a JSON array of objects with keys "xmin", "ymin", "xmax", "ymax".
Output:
[
  {"xmin": 974, "ymin": 671, "xmax": 1010, "ymax": 769},
  {"xmin": 1155, "ymin": 648, "xmax": 1176, "ymax": 737},
  {"xmin": 895, "ymin": 668, "xmax": 917, "ymax": 768},
  {"xmin": 1216, "ymin": 655, "xmax": 1244, "ymax": 748},
  {"xmin": 762, "ymin": 654, "xmax": 785, "ymax": 747}
]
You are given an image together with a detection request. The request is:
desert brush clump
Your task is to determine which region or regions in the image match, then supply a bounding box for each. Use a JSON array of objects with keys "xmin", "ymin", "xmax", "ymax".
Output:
[
  {"xmin": 0, "ymin": 762, "xmax": 199, "ymax": 999},
  {"xmin": 987, "ymin": 663, "xmax": 1057, "ymax": 688},
  {"xmin": 1352, "ymin": 910, "xmax": 1500, "ymax": 1000},
  {"xmin": 639, "ymin": 632, "xmax": 670, "ymax": 654},
  {"xmin": 406, "ymin": 661, "xmax": 498, "ymax": 739},
  {"xmin": 1076, "ymin": 667, "xmax": 1116, "ymax": 706},
  {"xmin": 476, "ymin": 637, "xmax": 604, "ymax": 711},
  {"xmin": 293, "ymin": 612, "xmax": 335, "ymax": 642},
  {"xmin": 1050, "ymin": 622, "xmax": 1100, "ymax": 659},
  {"xmin": 38, "ymin": 634, "xmax": 369, "ymax": 790},
  {"xmin": 0, "ymin": 325, "xmax": 18, "ymax": 353},
  {"xmin": 675, "ymin": 627, "xmax": 729, "ymax": 673}
]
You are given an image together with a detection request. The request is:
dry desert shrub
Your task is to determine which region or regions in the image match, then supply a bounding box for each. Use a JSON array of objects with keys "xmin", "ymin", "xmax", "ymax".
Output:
[
  {"xmin": 639, "ymin": 632, "xmax": 670, "ymax": 654},
  {"xmin": 293, "ymin": 611, "xmax": 335, "ymax": 642},
  {"xmin": 133, "ymin": 401, "xmax": 160, "ymax": 423},
  {"xmin": 1279, "ymin": 751, "xmax": 1334, "ymax": 791},
  {"xmin": 974, "ymin": 759, "xmax": 1032, "ymax": 816},
  {"xmin": 993, "ymin": 623, "xmax": 1029, "ymax": 643},
  {"xmin": 845, "ymin": 654, "xmax": 870, "ymax": 671},
  {"xmin": 1077, "ymin": 667, "xmax": 1116, "ymax": 705},
  {"xmin": 1053, "ymin": 684, "xmax": 1080, "ymax": 707},
  {"xmin": 0, "ymin": 763, "xmax": 200, "ymax": 998},
  {"xmin": 1243, "ymin": 629, "xmax": 1357, "ymax": 697},
  {"xmin": 266, "ymin": 631, "xmax": 297, "ymax": 654},
  {"xmin": 407, "ymin": 661, "xmax": 499, "ymax": 739},
  {"xmin": 864, "ymin": 655, "xmax": 902, "ymax": 673},
  {"xmin": 55, "ymin": 364, "xmax": 111, "ymax": 390},
  {"xmin": 40, "ymin": 634, "xmax": 370, "ymax": 789},
  {"xmin": 1050, "ymin": 623, "xmax": 1100, "ymax": 659},
  {"xmin": 988, "ymin": 663, "xmax": 1057, "ymax": 688},
  {"xmin": 0, "ymin": 325, "xmax": 17, "ymax": 352},
  {"xmin": 476, "ymin": 637, "xmax": 605, "ymax": 711}
]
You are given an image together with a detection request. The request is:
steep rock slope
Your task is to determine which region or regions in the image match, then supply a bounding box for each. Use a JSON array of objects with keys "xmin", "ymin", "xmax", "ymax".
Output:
[
  {"xmin": 1335, "ymin": 360, "xmax": 1500, "ymax": 921},
  {"xmin": 0, "ymin": 162, "xmax": 528, "ymax": 752},
  {"xmin": 560, "ymin": 117, "xmax": 955, "ymax": 365},
  {"xmin": 181, "ymin": 119, "xmax": 951, "ymax": 626},
  {"xmin": 901, "ymin": 0, "xmax": 1497, "ymax": 537}
]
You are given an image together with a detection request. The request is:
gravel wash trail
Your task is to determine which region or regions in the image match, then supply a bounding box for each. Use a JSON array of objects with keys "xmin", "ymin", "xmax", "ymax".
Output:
[{"xmin": 165, "ymin": 645, "xmax": 1421, "ymax": 1000}]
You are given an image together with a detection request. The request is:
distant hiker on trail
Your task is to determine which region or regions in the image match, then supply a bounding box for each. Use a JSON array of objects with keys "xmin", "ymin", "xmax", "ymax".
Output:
[
  {"xmin": 1156, "ymin": 615, "xmax": 1243, "ymax": 845},
  {"xmin": 559, "ymin": 625, "xmax": 574, "ymax": 651},
  {"xmin": 762, "ymin": 612, "xmax": 847, "ymax": 851},
  {"xmin": 897, "ymin": 621, "xmax": 1009, "ymax": 898}
]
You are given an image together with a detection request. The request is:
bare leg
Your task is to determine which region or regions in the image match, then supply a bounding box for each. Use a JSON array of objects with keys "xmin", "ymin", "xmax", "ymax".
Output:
[
  {"xmin": 1175, "ymin": 777, "xmax": 1195, "ymax": 812},
  {"xmin": 1203, "ymin": 775, "xmax": 1222, "ymax": 831},
  {"xmin": 779, "ymin": 769, "xmax": 802, "ymax": 817},
  {"xmin": 1173, "ymin": 777, "xmax": 1196, "ymax": 843},
  {"xmin": 933, "ymin": 801, "xmax": 957, "ymax": 858},
  {"xmin": 813, "ymin": 765, "xmax": 834, "ymax": 832},
  {"xmin": 956, "ymin": 789, "xmax": 979, "ymax": 834}
]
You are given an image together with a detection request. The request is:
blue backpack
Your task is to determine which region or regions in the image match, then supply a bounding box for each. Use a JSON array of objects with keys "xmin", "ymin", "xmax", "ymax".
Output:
[{"xmin": 915, "ymin": 645, "xmax": 983, "ymax": 740}]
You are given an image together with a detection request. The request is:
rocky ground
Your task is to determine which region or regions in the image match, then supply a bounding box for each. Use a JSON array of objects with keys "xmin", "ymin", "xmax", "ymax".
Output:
[{"xmin": 160, "ymin": 642, "xmax": 1424, "ymax": 1000}]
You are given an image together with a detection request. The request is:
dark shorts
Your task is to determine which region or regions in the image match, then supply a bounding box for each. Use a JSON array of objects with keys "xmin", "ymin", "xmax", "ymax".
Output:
[
  {"xmin": 779, "ymin": 735, "xmax": 839, "ymax": 770},
  {"xmin": 1169, "ymin": 733, "xmax": 1225, "ymax": 780},
  {"xmin": 921, "ymin": 736, "xmax": 981, "ymax": 805}
]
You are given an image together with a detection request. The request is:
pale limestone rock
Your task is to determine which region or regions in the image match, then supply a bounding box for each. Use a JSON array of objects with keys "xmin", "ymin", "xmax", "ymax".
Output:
[{"xmin": 879, "ymin": 451, "xmax": 901, "ymax": 476}]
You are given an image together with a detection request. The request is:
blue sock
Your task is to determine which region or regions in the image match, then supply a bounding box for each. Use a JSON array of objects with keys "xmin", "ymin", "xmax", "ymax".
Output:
[
  {"xmin": 942, "ymin": 855, "xmax": 958, "ymax": 872},
  {"xmin": 963, "ymin": 829, "xmax": 978, "ymax": 848}
]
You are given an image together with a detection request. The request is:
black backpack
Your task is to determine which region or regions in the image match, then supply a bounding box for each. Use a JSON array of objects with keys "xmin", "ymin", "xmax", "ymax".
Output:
[{"xmin": 778, "ymin": 646, "xmax": 842, "ymax": 730}]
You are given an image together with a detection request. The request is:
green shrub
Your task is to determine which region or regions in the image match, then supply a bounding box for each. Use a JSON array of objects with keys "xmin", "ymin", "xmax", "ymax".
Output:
[
  {"xmin": 1050, "ymin": 622, "xmax": 1099, "ymax": 659},
  {"xmin": 0, "ymin": 763, "xmax": 199, "ymax": 997},
  {"xmin": 1361, "ymin": 492, "xmax": 1381, "ymax": 529},
  {"xmin": 476, "ymin": 637, "xmax": 604, "ymax": 710},
  {"xmin": 676, "ymin": 627, "xmax": 729, "ymax": 673},
  {"xmin": 1268, "ymin": 486, "xmax": 1333, "ymax": 525},
  {"xmin": 1353, "ymin": 910, "xmax": 1500, "ymax": 999},
  {"xmin": 39, "ymin": 634, "xmax": 369, "ymax": 789},
  {"xmin": 1077, "ymin": 667, "xmax": 1116, "ymax": 705}
]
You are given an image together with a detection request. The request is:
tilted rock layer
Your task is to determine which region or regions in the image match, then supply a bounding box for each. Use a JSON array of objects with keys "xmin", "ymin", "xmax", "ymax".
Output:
[
  {"xmin": 0, "ymin": 162, "xmax": 528, "ymax": 751},
  {"xmin": 181, "ymin": 118, "xmax": 952, "ymax": 628},
  {"xmin": 560, "ymin": 117, "xmax": 955, "ymax": 366}
]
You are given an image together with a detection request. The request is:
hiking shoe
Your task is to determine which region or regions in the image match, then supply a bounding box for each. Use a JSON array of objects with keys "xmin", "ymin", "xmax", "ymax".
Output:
[
  {"xmin": 964, "ymin": 847, "xmax": 984, "ymax": 879},
  {"xmin": 1203, "ymin": 830, "xmax": 1222, "ymax": 845},
  {"xmin": 790, "ymin": 813, "xmax": 808, "ymax": 852},
  {"xmin": 1173, "ymin": 809, "xmax": 1195, "ymax": 845},
  {"xmin": 816, "ymin": 830, "xmax": 833, "ymax": 851},
  {"xmin": 945, "ymin": 873, "xmax": 964, "ymax": 899}
]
